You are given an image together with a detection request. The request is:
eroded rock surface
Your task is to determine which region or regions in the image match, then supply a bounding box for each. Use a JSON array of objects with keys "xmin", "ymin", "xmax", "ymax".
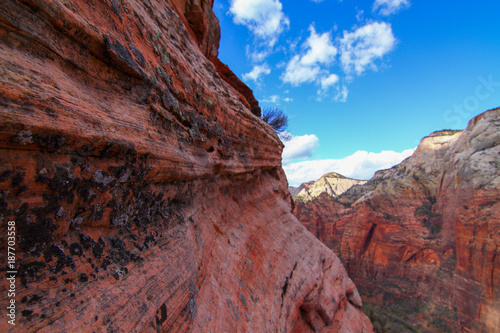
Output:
[
  {"xmin": 0, "ymin": 0, "xmax": 370, "ymax": 332},
  {"xmin": 295, "ymin": 109, "xmax": 500, "ymax": 332}
]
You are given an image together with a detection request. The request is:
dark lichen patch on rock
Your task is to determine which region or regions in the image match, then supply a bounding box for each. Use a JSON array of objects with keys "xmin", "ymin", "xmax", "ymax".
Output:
[
  {"xmin": 23, "ymin": 148, "xmax": 172, "ymax": 237},
  {"xmin": 12, "ymin": 129, "xmax": 34, "ymax": 145},
  {"xmin": 79, "ymin": 273, "xmax": 89, "ymax": 283},
  {"xmin": 79, "ymin": 233, "xmax": 92, "ymax": 250},
  {"xmin": 0, "ymin": 170, "xmax": 13, "ymax": 182},
  {"xmin": 11, "ymin": 171, "xmax": 25, "ymax": 187},
  {"xmin": 21, "ymin": 295, "xmax": 42, "ymax": 306},
  {"xmin": 18, "ymin": 261, "xmax": 47, "ymax": 287},
  {"xmin": 101, "ymin": 258, "xmax": 112, "ymax": 270},
  {"xmin": 143, "ymin": 233, "xmax": 156, "ymax": 249},
  {"xmin": 44, "ymin": 244, "xmax": 75, "ymax": 274},
  {"xmin": 0, "ymin": 138, "xmax": 198, "ymax": 323},
  {"xmin": 69, "ymin": 243, "xmax": 83, "ymax": 256},
  {"xmin": 107, "ymin": 237, "xmax": 141, "ymax": 266},
  {"xmin": 32, "ymin": 134, "xmax": 67, "ymax": 152},
  {"xmin": 155, "ymin": 303, "xmax": 168, "ymax": 325},
  {"xmin": 16, "ymin": 203, "xmax": 57, "ymax": 253},
  {"xmin": 92, "ymin": 238, "xmax": 105, "ymax": 259},
  {"xmin": 21, "ymin": 310, "xmax": 33, "ymax": 318}
]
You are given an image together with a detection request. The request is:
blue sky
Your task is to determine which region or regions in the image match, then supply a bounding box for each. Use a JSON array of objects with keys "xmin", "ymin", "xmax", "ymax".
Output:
[{"xmin": 213, "ymin": 0, "xmax": 500, "ymax": 186}]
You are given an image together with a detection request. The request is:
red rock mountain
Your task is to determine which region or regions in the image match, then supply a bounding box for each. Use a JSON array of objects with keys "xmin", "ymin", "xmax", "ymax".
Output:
[
  {"xmin": 0, "ymin": 0, "xmax": 371, "ymax": 332},
  {"xmin": 295, "ymin": 109, "xmax": 500, "ymax": 332}
]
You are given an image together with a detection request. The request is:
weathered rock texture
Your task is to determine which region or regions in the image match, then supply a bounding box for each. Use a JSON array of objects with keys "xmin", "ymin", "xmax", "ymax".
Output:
[
  {"xmin": 295, "ymin": 109, "xmax": 500, "ymax": 332},
  {"xmin": 0, "ymin": 0, "xmax": 370, "ymax": 332},
  {"xmin": 290, "ymin": 172, "xmax": 367, "ymax": 202}
]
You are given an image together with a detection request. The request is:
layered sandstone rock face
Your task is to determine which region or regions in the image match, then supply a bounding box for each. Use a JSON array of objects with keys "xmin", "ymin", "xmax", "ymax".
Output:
[
  {"xmin": 0, "ymin": 0, "xmax": 371, "ymax": 332},
  {"xmin": 295, "ymin": 109, "xmax": 500, "ymax": 332},
  {"xmin": 290, "ymin": 172, "xmax": 367, "ymax": 202}
]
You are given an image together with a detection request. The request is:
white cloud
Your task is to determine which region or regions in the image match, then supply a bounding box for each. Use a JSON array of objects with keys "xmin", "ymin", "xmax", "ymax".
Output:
[
  {"xmin": 320, "ymin": 74, "xmax": 340, "ymax": 90},
  {"xmin": 282, "ymin": 26, "xmax": 338, "ymax": 86},
  {"xmin": 317, "ymin": 74, "xmax": 341, "ymax": 98},
  {"xmin": 262, "ymin": 95, "xmax": 279, "ymax": 103},
  {"xmin": 282, "ymin": 133, "xmax": 320, "ymax": 162},
  {"xmin": 356, "ymin": 9, "xmax": 364, "ymax": 22},
  {"xmin": 245, "ymin": 47, "xmax": 270, "ymax": 62},
  {"xmin": 301, "ymin": 27, "xmax": 338, "ymax": 65},
  {"xmin": 334, "ymin": 85, "xmax": 349, "ymax": 102},
  {"xmin": 284, "ymin": 148, "xmax": 415, "ymax": 186},
  {"xmin": 229, "ymin": 0, "xmax": 290, "ymax": 47},
  {"xmin": 373, "ymin": 0, "xmax": 410, "ymax": 16},
  {"xmin": 243, "ymin": 64, "xmax": 271, "ymax": 82},
  {"xmin": 282, "ymin": 55, "xmax": 321, "ymax": 85},
  {"xmin": 261, "ymin": 95, "xmax": 293, "ymax": 104},
  {"xmin": 339, "ymin": 22, "xmax": 396, "ymax": 76}
]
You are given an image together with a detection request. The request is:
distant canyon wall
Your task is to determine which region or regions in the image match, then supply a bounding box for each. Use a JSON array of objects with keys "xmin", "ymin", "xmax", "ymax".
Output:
[
  {"xmin": 295, "ymin": 109, "xmax": 500, "ymax": 332},
  {"xmin": 290, "ymin": 172, "xmax": 367, "ymax": 202}
]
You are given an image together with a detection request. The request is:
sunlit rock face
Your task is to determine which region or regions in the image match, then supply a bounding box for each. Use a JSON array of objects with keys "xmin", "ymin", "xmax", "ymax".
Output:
[
  {"xmin": 290, "ymin": 172, "xmax": 367, "ymax": 202},
  {"xmin": 295, "ymin": 109, "xmax": 500, "ymax": 332},
  {"xmin": 0, "ymin": 0, "xmax": 371, "ymax": 332}
]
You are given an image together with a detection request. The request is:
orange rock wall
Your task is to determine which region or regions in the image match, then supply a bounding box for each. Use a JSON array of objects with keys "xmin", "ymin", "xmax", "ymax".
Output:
[{"xmin": 0, "ymin": 0, "xmax": 370, "ymax": 331}]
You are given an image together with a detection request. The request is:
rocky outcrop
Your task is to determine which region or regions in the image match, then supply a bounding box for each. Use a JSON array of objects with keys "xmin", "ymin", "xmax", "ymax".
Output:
[
  {"xmin": 295, "ymin": 109, "xmax": 500, "ymax": 332},
  {"xmin": 169, "ymin": 0, "xmax": 261, "ymax": 117},
  {"xmin": 170, "ymin": 0, "xmax": 220, "ymax": 59},
  {"xmin": 209, "ymin": 57, "xmax": 262, "ymax": 117},
  {"xmin": 0, "ymin": 0, "xmax": 370, "ymax": 332},
  {"xmin": 290, "ymin": 172, "xmax": 367, "ymax": 202}
]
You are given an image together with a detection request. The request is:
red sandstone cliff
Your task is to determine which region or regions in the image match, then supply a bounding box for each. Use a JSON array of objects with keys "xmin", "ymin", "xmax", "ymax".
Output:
[
  {"xmin": 0, "ymin": 0, "xmax": 371, "ymax": 332},
  {"xmin": 295, "ymin": 109, "xmax": 500, "ymax": 332}
]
